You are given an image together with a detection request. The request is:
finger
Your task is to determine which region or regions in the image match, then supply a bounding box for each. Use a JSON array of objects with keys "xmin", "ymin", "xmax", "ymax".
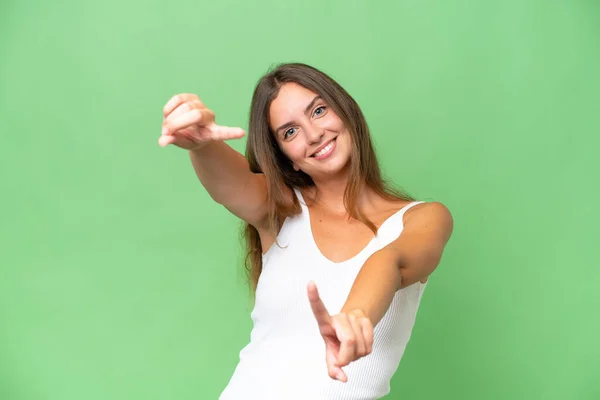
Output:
[
  {"xmin": 329, "ymin": 365, "xmax": 347, "ymax": 382},
  {"xmin": 158, "ymin": 132, "xmax": 197, "ymax": 148},
  {"xmin": 163, "ymin": 93, "xmax": 200, "ymax": 117},
  {"xmin": 208, "ymin": 123, "xmax": 246, "ymax": 141},
  {"xmin": 325, "ymin": 349, "xmax": 347, "ymax": 382},
  {"xmin": 349, "ymin": 314, "xmax": 367, "ymax": 357},
  {"xmin": 307, "ymin": 281, "xmax": 332, "ymax": 331},
  {"xmin": 163, "ymin": 99, "xmax": 204, "ymax": 123},
  {"xmin": 333, "ymin": 316, "xmax": 356, "ymax": 367},
  {"xmin": 162, "ymin": 109, "xmax": 208, "ymax": 136},
  {"xmin": 360, "ymin": 317, "xmax": 374, "ymax": 355},
  {"xmin": 158, "ymin": 135, "xmax": 176, "ymax": 147}
]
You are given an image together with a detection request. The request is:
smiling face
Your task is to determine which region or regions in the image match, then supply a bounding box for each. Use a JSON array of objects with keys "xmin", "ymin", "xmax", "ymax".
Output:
[{"xmin": 268, "ymin": 82, "xmax": 353, "ymax": 182}]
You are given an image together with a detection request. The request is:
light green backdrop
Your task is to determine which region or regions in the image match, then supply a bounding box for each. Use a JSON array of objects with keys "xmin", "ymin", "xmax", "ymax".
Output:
[{"xmin": 1, "ymin": 0, "xmax": 598, "ymax": 399}]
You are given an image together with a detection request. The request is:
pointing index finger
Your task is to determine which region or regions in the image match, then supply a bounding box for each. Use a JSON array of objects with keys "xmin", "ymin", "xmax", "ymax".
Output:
[
  {"xmin": 209, "ymin": 124, "xmax": 247, "ymax": 141},
  {"xmin": 307, "ymin": 281, "xmax": 332, "ymax": 329}
]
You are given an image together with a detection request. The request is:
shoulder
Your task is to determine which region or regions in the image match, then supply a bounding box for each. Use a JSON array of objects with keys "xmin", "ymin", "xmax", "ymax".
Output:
[{"xmin": 403, "ymin": 201, "xmax": 454, "ymax": 236}]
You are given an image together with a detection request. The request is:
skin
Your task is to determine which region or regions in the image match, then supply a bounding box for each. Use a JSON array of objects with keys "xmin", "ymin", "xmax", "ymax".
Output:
[
  {"xmin": 269, "ymin": 82, "xmax": 390, "ymax": 216},
  {"xmin": 269, "ymin": 83, "xmax": 453, "ymax": 383},
  {"xmin": 269, "ymin": 82, "xmax": 353, "ymax": 190},
  {"xmin": 159, "ymin": 85, "xmax": 454, "ymax": 384}
]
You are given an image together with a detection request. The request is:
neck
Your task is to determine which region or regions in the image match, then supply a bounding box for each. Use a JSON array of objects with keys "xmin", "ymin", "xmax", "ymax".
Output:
[{"xmin": 309, "ymin": 174, "xmax": 377, "ymax": 216}]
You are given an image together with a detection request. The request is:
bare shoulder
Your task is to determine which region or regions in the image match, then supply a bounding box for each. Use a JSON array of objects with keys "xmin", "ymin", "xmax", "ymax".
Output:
[{"xmin": 403, "ymin": 201, "xmax": 454, "ymax": 236}]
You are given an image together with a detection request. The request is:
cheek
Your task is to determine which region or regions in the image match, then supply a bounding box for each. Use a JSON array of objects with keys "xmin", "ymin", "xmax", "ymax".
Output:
[
  {"xmin": 319, "ymin": 114, "xmax": 345, "ymax": 131},
  {"xmin": 281, "ymin": 142, "xmax": 305, "ymax": 162}
]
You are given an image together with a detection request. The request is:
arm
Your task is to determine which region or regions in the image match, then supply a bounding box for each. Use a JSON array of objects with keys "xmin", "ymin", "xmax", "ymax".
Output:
[
  {"xmin": 160, "ymin": 93, "xmax": 269, "ymax": 228},
  {"xmin": 341, "ymin": 201, "xmax": 454, "ymax": 326},
  {"xmin": 188, "ymin": 142, "xmax": 269, "ymax": 227},
  {"xmin": 307, "ymin": 201, "xmax": 454, "ymax": 382}
]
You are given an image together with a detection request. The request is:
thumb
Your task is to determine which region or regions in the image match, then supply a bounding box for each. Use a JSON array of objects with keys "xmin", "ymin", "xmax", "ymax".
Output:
[
  {"xmin": 209, "ymin": 123, "xmax": 246, "ymax": 141},
  {"xmin": 158, "ymin": 135, "xmax": 176, "ymax": 147}
]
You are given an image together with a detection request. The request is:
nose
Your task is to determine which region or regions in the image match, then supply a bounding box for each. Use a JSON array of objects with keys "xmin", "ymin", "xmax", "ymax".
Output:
[{"xmin": 305, "ymin": 124, "xmax": 324, "ymax": 145}]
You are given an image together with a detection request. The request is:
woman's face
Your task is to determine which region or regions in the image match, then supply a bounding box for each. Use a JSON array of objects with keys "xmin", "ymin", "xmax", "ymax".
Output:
[{"xmin": 269, "ymin": 82, "xmax": 352, "ymax": 181}]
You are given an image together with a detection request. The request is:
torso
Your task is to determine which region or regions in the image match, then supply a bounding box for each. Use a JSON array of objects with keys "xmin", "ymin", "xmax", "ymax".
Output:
[
  {"xmin": 258, "ymin": 187, "xmax": 427, "ymax": 283},
  {"xmin": 305, "ymin": 197, "xmax": 413, "ymax": 264}
]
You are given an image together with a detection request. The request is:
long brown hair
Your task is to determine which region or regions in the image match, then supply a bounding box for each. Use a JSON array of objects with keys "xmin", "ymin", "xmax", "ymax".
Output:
[{"xmin": 243, "ymin": 63, "xmax": 414, "ymax": 294}]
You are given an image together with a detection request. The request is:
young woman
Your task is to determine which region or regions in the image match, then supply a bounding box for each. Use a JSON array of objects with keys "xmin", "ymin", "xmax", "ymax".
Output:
[{"xmin": 159, "ymin": 63, "xmax": 453, "ymax": 399}]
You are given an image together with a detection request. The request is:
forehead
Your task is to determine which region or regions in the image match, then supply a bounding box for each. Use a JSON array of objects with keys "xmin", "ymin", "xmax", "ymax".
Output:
[{"xmin": 269, "ymin": 82, "xmax": 319, "ymax": 125}]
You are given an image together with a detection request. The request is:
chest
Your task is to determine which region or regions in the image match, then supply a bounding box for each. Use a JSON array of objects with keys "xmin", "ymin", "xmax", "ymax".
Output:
[{"xmin": 307, "ymin": 203, "xmax": 408, "ymax": 264}]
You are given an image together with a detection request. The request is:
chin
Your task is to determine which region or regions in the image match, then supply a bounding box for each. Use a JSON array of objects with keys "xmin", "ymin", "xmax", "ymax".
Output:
[{"xmin": 307, "ymin": 157, "xmax": 351, "ymax": 180}]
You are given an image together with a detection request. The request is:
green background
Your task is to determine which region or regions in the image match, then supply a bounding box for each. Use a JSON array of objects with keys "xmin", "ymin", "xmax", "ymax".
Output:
[{"xmin": 1, "ymin": 0, "xmax": 598, "ymax": 399}]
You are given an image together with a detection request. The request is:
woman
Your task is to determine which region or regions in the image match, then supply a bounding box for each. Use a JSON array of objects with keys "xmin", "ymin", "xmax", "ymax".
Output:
[{"xmin": 159, "ymin": 63, "xmax": 453, "ymax": 399}]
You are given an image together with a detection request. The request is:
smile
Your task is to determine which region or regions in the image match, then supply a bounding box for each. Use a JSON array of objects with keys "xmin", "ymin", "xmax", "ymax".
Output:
[{"xmin": 311, "ymin": 138, "xmax": 337, "ymax": 160}]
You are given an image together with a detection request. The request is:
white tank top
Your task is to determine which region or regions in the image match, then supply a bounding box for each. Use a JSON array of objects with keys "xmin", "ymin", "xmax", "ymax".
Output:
[{"xmin": 220, "ymin": 188, "xmax": 428, "ymax": 400}]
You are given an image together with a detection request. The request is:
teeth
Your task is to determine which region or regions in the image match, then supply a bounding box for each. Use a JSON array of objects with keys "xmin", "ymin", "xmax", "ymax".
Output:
[{"xmin": 314, "ymin": 140, "xmax": 334, "ymax": 157}]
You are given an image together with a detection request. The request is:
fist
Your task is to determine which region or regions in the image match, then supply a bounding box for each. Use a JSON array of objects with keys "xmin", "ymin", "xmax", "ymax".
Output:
[{"xmin": 159, "ymin": 93, "xmax": 245, "ymax": 150}]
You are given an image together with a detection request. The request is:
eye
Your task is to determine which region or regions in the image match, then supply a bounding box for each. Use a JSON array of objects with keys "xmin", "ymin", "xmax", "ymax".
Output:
[
  {"xmin": 313, "ymin": 106, "xmax": 326, "ymax": 116},
  {"xmin": 283, "ymin": 127, "xmax": 296, "ymax": 139}
]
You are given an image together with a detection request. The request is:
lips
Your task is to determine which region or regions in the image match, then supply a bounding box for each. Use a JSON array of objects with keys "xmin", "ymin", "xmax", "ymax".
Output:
[{"xmin": 311, "ymin": 138, "xmax": 336, "ymax": 157}]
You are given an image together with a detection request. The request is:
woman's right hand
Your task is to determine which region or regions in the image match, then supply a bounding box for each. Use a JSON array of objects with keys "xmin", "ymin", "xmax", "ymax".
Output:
[{"xmin": 159, "ymin": 93, "xmax": 246, "ymax": 150}]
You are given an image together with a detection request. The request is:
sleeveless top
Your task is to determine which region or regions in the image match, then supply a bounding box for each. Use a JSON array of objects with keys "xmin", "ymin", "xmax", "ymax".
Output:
[{"xmin": 219, "ymin": 188, "xmax": 428, "ymax": 400}]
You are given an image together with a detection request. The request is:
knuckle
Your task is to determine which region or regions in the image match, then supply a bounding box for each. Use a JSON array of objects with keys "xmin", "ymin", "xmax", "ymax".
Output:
[
  {"xmin": 191, "ymin": 108, "xmax": 202, "ymax": 119},
  {"xmin": 164, "ymin": 94, "xmax": 180, "ymax": 114}
]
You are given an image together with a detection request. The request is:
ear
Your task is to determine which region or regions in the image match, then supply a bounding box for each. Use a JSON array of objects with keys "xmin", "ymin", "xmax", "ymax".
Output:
[{"xmin": 292, "ymin": 162, "xmax": 300, "ymax": 171}]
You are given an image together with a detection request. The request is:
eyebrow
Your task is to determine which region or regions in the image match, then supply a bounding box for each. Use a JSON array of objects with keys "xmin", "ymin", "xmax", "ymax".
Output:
[{"xmin": 274, "ymin": 95, "xmax": 323, "ymax": 135}]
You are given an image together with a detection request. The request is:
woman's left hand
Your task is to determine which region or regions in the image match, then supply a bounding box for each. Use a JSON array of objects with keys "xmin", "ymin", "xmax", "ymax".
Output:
[{"xmin": 307, "ymin": 281, "xmax": 374, "ymax": 382}]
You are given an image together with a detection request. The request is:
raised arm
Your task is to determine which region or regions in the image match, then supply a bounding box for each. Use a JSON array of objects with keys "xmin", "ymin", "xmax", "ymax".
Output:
[{"xmin": 160, "ymin": 93, "xmax": 269, "ymax": 229}]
